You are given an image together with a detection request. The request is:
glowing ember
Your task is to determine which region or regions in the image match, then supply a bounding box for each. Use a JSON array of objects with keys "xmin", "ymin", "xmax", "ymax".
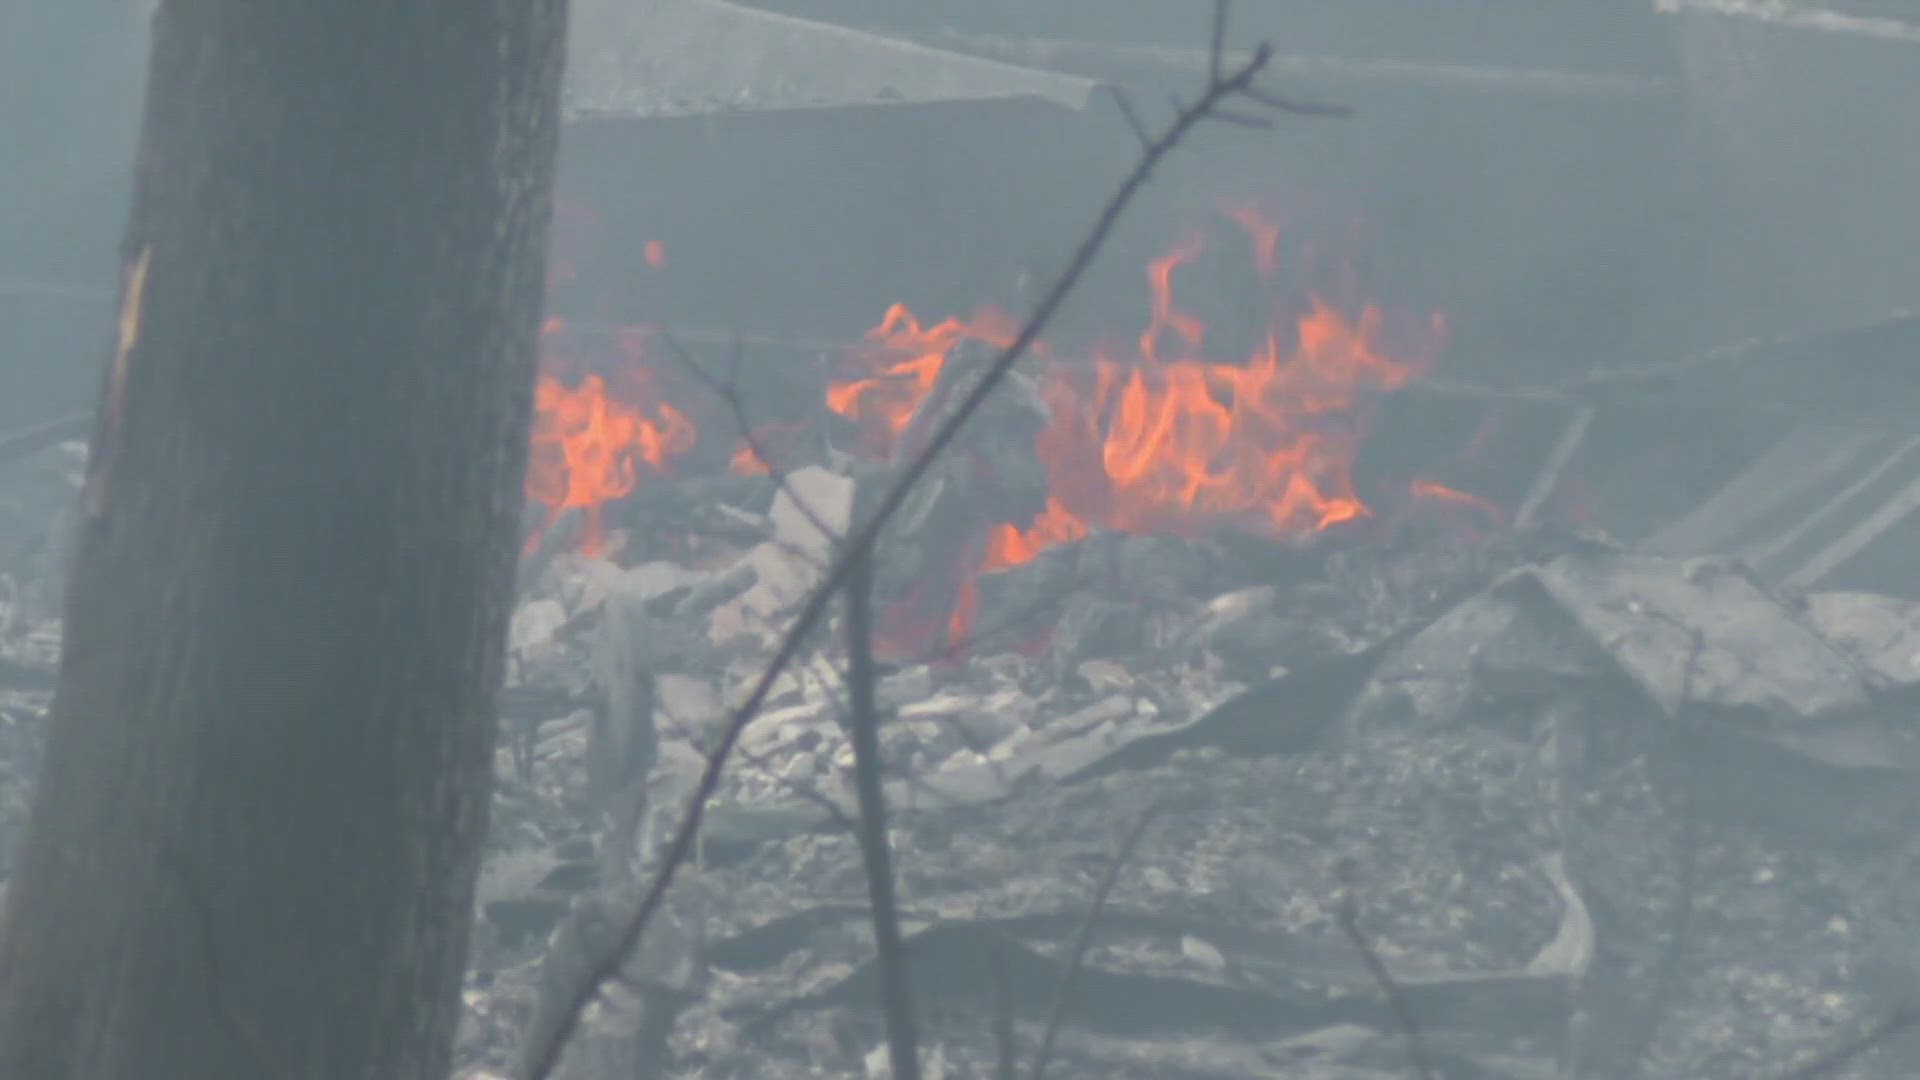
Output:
[
  {"xmin": 644, "ymin": 239, "xmax": 667, "ymax": 270},
  {"xmin": 526, "ymin": 325, "xmax": 695, "ymax": 555},
  {"xmin": 947, "ymin": 578, "xmax": 978, "ymax": 650},
  {"xmin": 727, "ymin": 420, "xmax": 812, "ymax": 478},
  {"xmin": 1408, "ymin": 478, "xmax": 1505, "ymax": 521},
  {"xmin": 729, "ymin": 440, "xmax": 769, "ymax": 476}
]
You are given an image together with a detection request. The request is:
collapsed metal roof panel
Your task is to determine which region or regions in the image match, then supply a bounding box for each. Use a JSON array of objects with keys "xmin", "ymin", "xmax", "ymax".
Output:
[
  {"xmin": 1642, "ymin": 424, "xmax": 1920, "ymax": 596},
  {"xmin": 1656, "ymin": 0, "xmax": 1920, "ymax": 46},
  {"xmin": 564, "ymin": 0, "xmax": 1098, "ymax": 120},
  {"xmin": 899, "ymin": 30, "xmax": 1668, "ymax": 99}
]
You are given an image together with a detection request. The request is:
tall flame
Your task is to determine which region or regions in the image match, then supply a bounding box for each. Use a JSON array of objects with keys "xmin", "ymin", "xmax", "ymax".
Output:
[
  {"xmin": 825, "ymin": 303, "xmax": 1019, "ymax": 454},
  {"xmin": 526, "ymin": 320, "xmax": 695, "ymax": 555},
  {"xmin": 529, "ymin": 207, "xmax": 1451, "ymax": 661},
  {"xmin": 832, "ymin": 209, "xmax": 1446, "ymax": 577}
]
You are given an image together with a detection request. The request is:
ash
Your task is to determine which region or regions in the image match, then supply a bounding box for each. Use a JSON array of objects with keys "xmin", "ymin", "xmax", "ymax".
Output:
[{"xmin": 7, "ymin": 430, "xmax": 1920, "ymax": 1080}]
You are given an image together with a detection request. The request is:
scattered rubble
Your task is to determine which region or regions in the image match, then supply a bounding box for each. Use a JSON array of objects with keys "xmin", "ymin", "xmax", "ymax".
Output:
[{"xmin": 8, "ymin": 324, "xmax": 1920, "ymax": 1079}]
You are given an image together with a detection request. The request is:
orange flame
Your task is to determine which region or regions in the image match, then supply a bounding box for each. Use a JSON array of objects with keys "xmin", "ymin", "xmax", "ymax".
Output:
[
  {"xmin": 526, "ymin": 325, "xmax": 695, "ymax": 555},
  {"xmin": 824, "ymin": 209, "xmax": 1447, "ymax": 652},
  {"xmin": 1075, "ymin": 291, "xmax": 1432, "ymax": 537},
  {"xmin": 729, "ymin": 440, "xmax": 769, "ymax": 476},
  {"xmin": 948, "ymin": 577, "xmax": 979, "ymax": 649},
  {"xmin": 531, "ymin": 207, "xmax": 1454, "ymax": 654},
  {"xmin": 833, "ymin": 210, "xmax": 1444, "ymax": 574},
  {"xmin": 1225, "ymin": 206, "xmax": 1281, "ymax": 279},
  {"xmin": 825, "ymin": 303, "xmax": 1019, "ymax": 454},
  {"xmin": 984, "ymin": 497, "xmax": 1088, "ymax": 569}
]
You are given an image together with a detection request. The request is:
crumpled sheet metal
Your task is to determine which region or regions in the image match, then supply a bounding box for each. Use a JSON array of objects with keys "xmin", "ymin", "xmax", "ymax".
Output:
[{"xmin": 1511, "ymin": 555, "xmax": 1874, "ymax": 719}]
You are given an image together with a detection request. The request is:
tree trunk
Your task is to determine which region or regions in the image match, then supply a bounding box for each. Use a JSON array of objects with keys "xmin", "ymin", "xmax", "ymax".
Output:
[{"xmin": 0, "ymin": 2, "xmax": 569, "ymax": 1077}]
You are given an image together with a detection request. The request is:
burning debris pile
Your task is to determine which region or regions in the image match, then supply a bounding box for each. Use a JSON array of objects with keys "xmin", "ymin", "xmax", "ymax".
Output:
[
  {"xmin": 524, "ymin": 211, "xmax": 1463, "ymax": 656},
  {"xmin": 7, "ymin": 227, "xmax": 1920, "ymax": 1077},
  {"xmin": 431, "ymin": 218, "xmax": 1920, "ymax": 1076},
  {"xmin": 458, "ymin": 502, "xmax": 1920, "ymax": 1077}
]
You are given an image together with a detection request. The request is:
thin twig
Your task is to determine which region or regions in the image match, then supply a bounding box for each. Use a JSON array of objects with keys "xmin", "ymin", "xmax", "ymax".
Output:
[
  {"xmin": 1208, "ymin": 0, "xmax": 1228, "ymax": 82},
  {"xmin": 846, "ymin": 548, "xmax": 921, "ymax": 1080},
  {"xmin": 658, "ymin": 329, "xmax": 843, "ymax": 547},
  {"xmin": 1205, "ymin": 108, "xmax": 1275, "ymax": 130},
  {"xmin": 1104, "ymin": 85, "xmax": 1151, "ymax": 148},
  {"xmin": 1030, "ymin": 804, "xmax": 1160, "ymax": 1080},
  {"xmin": 517, "ymin": 28, "xmax": 1341, "ymax": 1077},
  {"xmin": 1338, "ymin": 865, "xmax": 1438, "ymax": 1080},
  {"xmin": 1242, "ymin": 86, "xmax": 1356, "ymax": 117}
]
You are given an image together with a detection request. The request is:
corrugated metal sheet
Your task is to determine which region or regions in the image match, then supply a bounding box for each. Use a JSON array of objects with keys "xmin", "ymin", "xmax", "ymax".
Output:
[
  {"xmin": 565, "ymin": 0, "xmax": 1096, "ymax": 119},
  {"xmin": 1642, "ymin": 424, "xmax": 1920, "ymax": 595},
  {"xmin": 900, "ymin": 31, "xmax": 1667, "ymax": 98}
]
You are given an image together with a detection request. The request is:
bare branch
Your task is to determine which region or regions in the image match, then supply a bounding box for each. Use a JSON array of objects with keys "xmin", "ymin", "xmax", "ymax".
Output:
[
  {"xmin": 1204, "ymin": 108, "xmax": 1275, "ymax": 131},
  {"xmin": 1104, "ymin": 85, "xmax": 1151, "ymax": 149},
  {"xmin": 846, "ymin": 549, "xmax": 921, "ymax": 1080},
  {"xmin": 657, "ymin": 329, "xmax": 843, "ymax": 548},
  {"xmin": 517, "ymin": 23, "xmax": 1342, "ymax": 1077},
  {"xmin": 1030, "ymin": 804, "xmax": 1159, "ymax": 1080},
  {"xmin": 1243, "ymin": 85, "xmax": 1355, "ymax": 117},
  {"xmin": 1209, "ymin": 0, "xmax": 1228, "ymax": 82}
]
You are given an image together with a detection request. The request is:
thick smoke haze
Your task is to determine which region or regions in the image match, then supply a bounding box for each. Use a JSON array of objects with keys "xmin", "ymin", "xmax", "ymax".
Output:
[
  {"xmin": 0, "ymin": 0, "xmax": 146, "ymax": 279},
  {"xmin": 8, "ymin": 2, "xmax": 1918, "ymax": 421},
  {"xmin": 6, "ymin": 5, "xmax": 1920, "ymax": 1077},
  {"xmin": 1, "ymin": 0, "xmax": 147, "ymax": 424}
]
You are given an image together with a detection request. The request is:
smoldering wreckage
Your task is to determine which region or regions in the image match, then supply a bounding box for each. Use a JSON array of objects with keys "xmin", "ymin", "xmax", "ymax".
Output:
[
  {"xmin": 494, "ymin": 285, "xmax": 1920, "ymax": 1077},
  {"xmin": 9, "ymin": 7, "xmax": 1920, "ymax": 1080},
  {"xmin": 11, "ymin": 287, "xmax": 1920, "ymax": 1080}
]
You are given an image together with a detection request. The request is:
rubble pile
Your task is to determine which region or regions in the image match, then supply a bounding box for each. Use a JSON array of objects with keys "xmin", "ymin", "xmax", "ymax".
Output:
[
  {"xmin": 5, "ymin": 316, "xmax": 1920, "ymax": 1078},
  {"xmin": 463, "ymin": 362, "xmax": 1920, "ymax": 1080}
]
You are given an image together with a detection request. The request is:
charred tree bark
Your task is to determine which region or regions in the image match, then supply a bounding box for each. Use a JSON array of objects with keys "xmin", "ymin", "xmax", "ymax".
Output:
[{"xmin": 0, "ymin": 2, "xmax": 568, "ymax": 1078}]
